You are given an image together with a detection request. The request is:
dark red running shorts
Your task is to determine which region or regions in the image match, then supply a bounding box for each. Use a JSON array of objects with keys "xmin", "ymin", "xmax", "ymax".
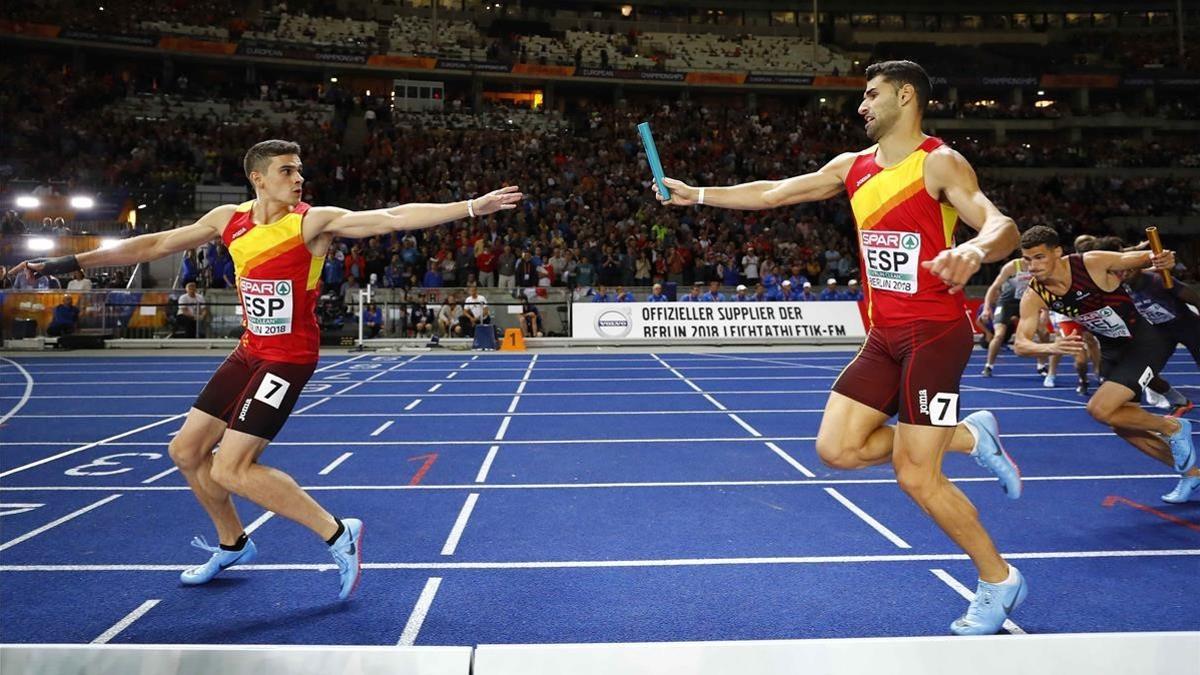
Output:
[{"xmin": 832, "ymin": 317, "xmax": 973, "ymax": 427}]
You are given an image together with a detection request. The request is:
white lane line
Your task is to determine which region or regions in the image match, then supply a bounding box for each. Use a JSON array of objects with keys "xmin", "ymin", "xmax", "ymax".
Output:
[
  {"xmin": 318, "ymin": 452, "xmax": 354, "ymax": 475},
  {"xmin": 727, "ymin": 413, "xmax": 762, "ymax": 437},
  {"xmin": 515, "ymin": 381, "xmax": 527, "ymax": 394},
  {"xmin": 370, "ymin": 421, "xmax": 394, "ymax": 437},
  {"xmin": 141, "ymin": 466, "xmax": 179, "ymax": 485},
  {"xmin": 824, "ymin": 488, "xmax": 911, "ymax": 549},
  {"xmin": 458, "ymin": 363, "xmax": 469, "ymax": 369},
  {"xmin": 0, "ymin": 413, "xmax": 186, "ymax": 479},
  {"xmin": 702, "ymin": 394, "xmax": 727, "ymax": 411},
  {"xmin": 397, "ymin": 577, "xmax": 443, "ymax": 646},
  {"xmin": 92, "ymin": 600, "xmax": 160, "ymax": 644},
  {"xmin": 8, "ymin": 548, "xmax": 1198, "ymax": 574},
  {"xmin": 446, "ymin": 372, "xmax": 458, "ymax": 380},
  {"xmin": 301, "ymin": 356, "xmax": 423, "ymax": 413},
  {"xmin": 765, "ymin": 442, "xmax": 816, "ymax": 478},
  {"xmin": 4, "ymin": 472, "xmax": 1179, "ymax": 493},
  {"xmin": 10, "ymin": 430, "xmax": 1173, "ymax": 448},
  {"xmin": 0, "ymin": 357, "xmax": 34, "ymax": 426},
  {"xmin": 292, "ymin": 397, "xmax": 331, "ymax": 414},
  {"xmin": 5, "ymin": 404, "xmax": 1096, "ymax": 420},
  {"xmin": 506, "ymin": 396, "xmax": 521, "ymax": 413},
  {"xmin": 428, "ymin": 383, "xmax": 442, "ymax": 393},
  {"xmin": 440, "ymin": 493, "xmax": 480, "ymax": 556},
  {"xmin": 471, "ymin": 355, "xmax": 479, "ymax": 361},
  {"xmin": 0, "ymin": 494, "xmax": 122, "ymax": 552},
  {"xmin": 475, "ymin": 446, "xmax": 500, "ymax": 483},
  {"xmin": 931, "ymin": 568, "xmax": 1026, "ymax": 634},
  {"xmin": 962, "ymin": 384, "xmax": 1085, "ymax": 407},
  {"xmin": 244, "ymin": 510, "xmax": 275, "ymax": 535},
  {"xmin": 405, "ymin": 399, "xmax": 422, "ymax": 411},
  {"xmin": 508, "ymin": 355, "xmax": 537, "ymax": 411},
  {"xmin": 494, "ymin": 416, "xmax": 512, "ymax": 441},
  {"xmin": 315, "ymin": 353, "xmax": 371, "ymax": 372}
]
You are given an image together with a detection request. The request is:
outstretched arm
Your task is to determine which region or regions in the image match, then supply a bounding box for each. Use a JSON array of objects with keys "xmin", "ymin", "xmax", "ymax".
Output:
[
  {"xmin": 653, "ymin": 152, "xmax": 856, "ymax": 210},
  {"xmin": 308, "ymin": 186, "xmax": 523, "ymax": 240},
  {"xmin": 8, "ymin": 206, "xmax": 231, "ymax": 278}
]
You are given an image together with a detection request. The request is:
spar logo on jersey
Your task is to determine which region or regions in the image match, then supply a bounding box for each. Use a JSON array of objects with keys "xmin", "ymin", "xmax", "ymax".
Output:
[
  {"xmin": 861, "ymin": 230, "xmax": 922, "ymax": 294},
  {"xmin": 240, "ymin": 278, "xmax": 295, "ymax": 336},
  {"xmin": 901, "ymin": 234, "xmax": 919, "ymax": 251}
]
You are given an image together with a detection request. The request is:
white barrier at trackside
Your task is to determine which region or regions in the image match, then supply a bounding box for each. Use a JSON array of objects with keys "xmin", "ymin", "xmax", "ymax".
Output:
[{"xmin": 572, "ymin": 301, "xmax": 866, "ymax": 342}]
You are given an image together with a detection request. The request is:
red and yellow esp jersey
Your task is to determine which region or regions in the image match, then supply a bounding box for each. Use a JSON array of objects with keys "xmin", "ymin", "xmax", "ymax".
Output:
[
  {"xmin": 222, "ymin": 201, "xmax": 324, "ymax": 364},
  {"xmin": 843, "ymin": 136, "xmax": 965, "ymax": 328}
]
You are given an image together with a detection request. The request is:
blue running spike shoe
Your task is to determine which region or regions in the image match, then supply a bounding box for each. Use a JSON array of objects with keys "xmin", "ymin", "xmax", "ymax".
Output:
[
  {"xmin": 329, "ymin": 518, "xmax": 364, "ymax": 600},
  {"xmin": 1161, "ymin": 476, "xmax": 1200, "ymax": 504},
  {"xmin": 180, "ymin": 535, "xmax": 257, "ymax": 585},
  {"xmin": 1167, "ymin": 418, "xmax": 1195, "ymax": 473},
  {"xmin": 950, "ymin": 566, "xmax": 1028, "ymax": 636},
  {"xmin": 964, "ymin": 411, "xmax": 1022, "ymax": 500}
]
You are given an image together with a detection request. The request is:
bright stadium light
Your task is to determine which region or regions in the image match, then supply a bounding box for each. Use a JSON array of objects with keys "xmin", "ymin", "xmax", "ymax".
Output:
[
  {"xmin": 330, "ymin": 77, "xmax": 338, "ymax": 83},
  {"xmin": 16, "ymin": 196, "xmax": 39, "ymax": 209},
  {"xmin": 137, "ymin": 203, "xmax": 148, "ymax": 209},
  {"xmin": 1037, "ymin": 90, "xmax": 1045, "ymax": 96},
  {"xmin": 28, "ymin": 237, "xmax": 54, "ymax": 252},
  {"xmin": 70, "ymin": 196, "xmax": 95, "ymax": 209}
]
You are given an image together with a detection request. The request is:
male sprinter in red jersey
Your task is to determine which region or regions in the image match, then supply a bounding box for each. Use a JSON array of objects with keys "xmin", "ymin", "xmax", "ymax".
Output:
[
  {"xmin": 654, "ymin": 61, "xmax": 1024, "ymax": 634},
  {"xmin": 10, "ymin": 140, "xmax": 523, "ymax": 599},
  {"xmin": 1013, "ymin": 226, "xmax": 1197, "ymax": 502}
]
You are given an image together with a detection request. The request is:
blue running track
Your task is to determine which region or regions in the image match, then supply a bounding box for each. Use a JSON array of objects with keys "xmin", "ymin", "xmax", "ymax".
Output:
[{"xmin": 1, "ymin": 348, "xmax": 1197, "ymax": 645}]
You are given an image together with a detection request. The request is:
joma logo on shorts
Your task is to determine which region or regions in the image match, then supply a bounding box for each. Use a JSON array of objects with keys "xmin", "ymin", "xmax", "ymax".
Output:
[
  {"xmin": 238, "ymin": 398, "xmax": 252, "ymax": 422},
  {"xmin": 918, "ymin": 388, "xmax": 929, "ymax": 416}
]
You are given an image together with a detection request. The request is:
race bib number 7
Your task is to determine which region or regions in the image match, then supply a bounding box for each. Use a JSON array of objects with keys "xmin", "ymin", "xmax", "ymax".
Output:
[
  {"xmin": 240, "ymin": 278, "xmax": 294, "ymax": 336},
  {"xmin": 861, "ymin": 230, "xmax": 921, "ymax": 295}
]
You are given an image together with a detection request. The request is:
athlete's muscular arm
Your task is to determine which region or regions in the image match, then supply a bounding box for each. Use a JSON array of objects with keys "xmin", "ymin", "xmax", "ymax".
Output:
[
  {"xmin": 7, "ymin": 206, "xmax": 231, "ymax": 278},
  {"xmin": 653, "ymin": 152, "xmax": 856, "ymax": 210},
  {"xmin": 1083, "ymin": 250, "xmax": 1176, "ymax": 288},
  {"xmin": 982, "ymin": 259, "xmax": 1018, "ymax": 315},
  {"xmin": 307, "ymin": 186, "xmax": 523, "ymax": 239},
  {"xmin": 921, "ymin": 147, "xmax": 1020, "ymax": 293},
  {"xmin": 1013, "ymin": 291, "xmax": 1083, "ymax": 357}
]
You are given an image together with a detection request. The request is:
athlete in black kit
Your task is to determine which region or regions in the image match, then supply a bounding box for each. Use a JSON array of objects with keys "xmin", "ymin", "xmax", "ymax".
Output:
[{"xmin": 1012, "ymin": 226, "xmax": 1199, "ymax": 503}]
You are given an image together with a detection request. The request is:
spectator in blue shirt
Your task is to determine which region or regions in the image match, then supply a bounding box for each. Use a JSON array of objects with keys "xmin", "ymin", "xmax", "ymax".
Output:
[
  {"xmin": 680, "ymin": 282, "xmax": 703, "ymax": 302},
  {"xmin": 613, "ymin": 285, "xmax": 635, "ymax": 302},
  {"xmin": 363, "ymin": 303, "xmax": 383, "ymax": 338},
  {"xmin": 47, "ymin": 295, "xmax": 79, "ymax": 336},
  {"xmin": 422, "ymin": 266, "xmax": 443, "ymax": 288},
  {"xmin": 647, "ymin": 283, "xmax": 669, "ymax": 302},
  {"xmin": 732, "ymin": 284, "xmax": 751, "ymax": 302},
  {"xmin": 821, "ymin": 279, "xmax": 846, "ymax": 301},
  {"xmin": 750, "ymin": 283, "xmax": 769, "ymax": 302},
  {"xmin": 798, "ymin": 281, "xmax": 818, "ymax": 301},
  {"xmin": 786, "ymin": 264, "xmax": 810, "ymax": 291},
  {"xmin": 845, "ymin": 279, "xmax": 864, "ymax": 301},
  {"xmin": 592, "ymin": 284, "xmax": 611, "ymax": 302},
  {"xmin": 701, "ymin": 281, "xmax": 726, "ymax": 302}
]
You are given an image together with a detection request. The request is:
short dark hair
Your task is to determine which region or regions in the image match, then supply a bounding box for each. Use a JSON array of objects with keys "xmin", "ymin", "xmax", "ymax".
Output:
[
  {"xmin": 1020, "ymin": 225, "xmax": 1061, "ymax": 250},
  {"xmin": 244, "ymin": 139, "xmax": 301, "ymax": 180},
  {"xmin": 1093, "ymin": 236, "xmax": 1124, "ymax": 252},
  {"xmin": 865, "ymin": 60, "xmax": 932, "ymax": 113}
]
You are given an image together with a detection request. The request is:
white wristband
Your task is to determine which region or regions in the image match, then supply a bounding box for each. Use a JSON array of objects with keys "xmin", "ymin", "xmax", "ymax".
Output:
[
  {"xmin": 467, "ymin": 199, "xmax": 475, "ymax": 218},
  {"xmin": 697, "ymin": 188, "xmax": 705, "ymax": 205},
  {"xmin": 959, "ymin": 243, "xmax": 985, "ymax": 261}
]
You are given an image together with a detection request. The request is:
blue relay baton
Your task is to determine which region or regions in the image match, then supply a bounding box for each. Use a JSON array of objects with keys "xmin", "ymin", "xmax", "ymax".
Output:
[{"xmin": 637, "ymin": 122, "xmax": 669, "ymax": 200}]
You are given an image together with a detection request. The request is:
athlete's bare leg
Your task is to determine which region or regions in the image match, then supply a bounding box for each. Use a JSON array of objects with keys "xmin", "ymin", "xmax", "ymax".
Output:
[
  {"xmin": 984, "ymin": 323, "xmax": 1009, "ymax": 369},
  {"xmin": 169, "ymin": 408, "xmax": 245, "ymax": 546},
  {"xmin": 209, "ymin": 428, "xmax": 340, "ymax": 541},
  {"xmin": 1086, "ymin": 381, "xmax": 1184, "ymax": 439},
  {"xmin": 1085, "ymin": 333, "xmax": 1102, "ymax": 378},
  {"xmin": 816, "ymin": 392, "xmax": 977, "ymax": 470},
  {"xmin": 893, "ymin": 423, "xmax": 1008, "ymax": 582}
]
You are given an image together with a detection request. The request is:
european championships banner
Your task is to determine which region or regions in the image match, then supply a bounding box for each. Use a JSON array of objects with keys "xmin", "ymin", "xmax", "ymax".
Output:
[{"xmin": 572, "ymin": 302, "xmax": 867, "ymax": 341}]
